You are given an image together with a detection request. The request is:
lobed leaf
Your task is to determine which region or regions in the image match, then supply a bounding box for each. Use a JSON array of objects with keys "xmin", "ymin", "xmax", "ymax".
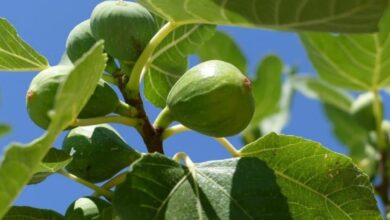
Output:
[
  {"xmin": 138, "ymin": 0, "xmax": 386, "ymax": 33},
  {"xmin": 196, "ymin": 30, "xmax": 247, "ymax": 73},
  {"xmin": 300, "ymin": 8, "xmax": 390, "ymax": 91},
  {"xmin": 144, "ymin": 24, "xmax": 215, "ymax": 108},
  {"xmin": 0, "ymin": 18, "xmax": 48, "ymax": 71},
  {"xmin": 114, "ymin": 153, "xmax": 291, "ymax": 219},
  {"xmin": 4, "ymin": 206, "xmax": 64, "ymax": 220},
  {"xmin": 240, "ymin": 133, "xmax": 381, "ymax": 219}
]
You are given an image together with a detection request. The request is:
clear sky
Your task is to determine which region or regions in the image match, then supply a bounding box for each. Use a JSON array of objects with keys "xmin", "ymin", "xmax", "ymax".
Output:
[{"xmin": 0, "ymin": 0, "xmax": 379, "ymax": 215}]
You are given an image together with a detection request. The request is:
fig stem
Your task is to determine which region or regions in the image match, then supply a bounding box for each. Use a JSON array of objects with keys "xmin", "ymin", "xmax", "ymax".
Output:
[
  {"xmin": 163, "ymin": 124, "xmax": 241, "ymax": 158},
  {"xmin": 102, "ymin": 74, "xmax": 118, "ymax": 85},
  {"xmin": 214, "ymin": 138, "xmax": 241, "ymax": 158},
  {"xmin": 172, "ymin": 152, "xmax": 195, "ymax": 169},
  {"xmin": 162, "ymin": 124, "xmax": 191, "ymax": 139},
  {"xmin": 72, "ymin": 116, "xmax": 140, "ymax": 127},
  {"xmin": 92, "ymin": 172, "xmax": 128, "ymax": 197},
  {"xmin": 114, "ymin": 101, "xmax": 138, "ymax": 117},
  {"xmin": 57, "ymin": 170, "xmax": 113, "ymax": 198},
  {"xmin": 126, "ymin": 21, "xmax": 180, "ymax": 98},
  {"xmin": 154, "ymin": 107, "xmax": 175, "ymax": 130}
]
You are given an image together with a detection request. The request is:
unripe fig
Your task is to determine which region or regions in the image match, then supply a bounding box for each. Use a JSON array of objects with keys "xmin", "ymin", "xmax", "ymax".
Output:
[
  {"xmin": 90, "ymin": 1, "xmax": 157, "ymax": 62},
  {"xmin": 62, "ymin": 124, "xmax": 140, "ymax": 183},
  {"xmin": 166, "ymin": 60, "xmax": 255, "ymax": 137},
  {"xmin": 65, "ymin": 196, "xmax": 110, "ymax": 220},
  {"xmin": 26, "ymin": 66, "xmax": 119, "ymax": 129},
  {"xmin": 66, "ymin": 20, "xmax": 96, "ymax": 63}
]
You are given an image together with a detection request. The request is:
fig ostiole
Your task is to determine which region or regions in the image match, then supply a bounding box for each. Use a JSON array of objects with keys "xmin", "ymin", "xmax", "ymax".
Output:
[
  {"xmin": 26, "ymin": 65, "xmax": 120, "ymax": 129},
  {"xmin": 65, "ymin": 196, "xmax": 110, "ymax": 220},
  {"xmin": 90, "ymin": 0, "xmax": 157, "ymax": 62},
  {"xmin": 62, "ymin": 124, "xmax": 140, "ymax": 183},
  {"xmin": 162, "ymin": 60, "xmax": 255, "ymax": 137}
]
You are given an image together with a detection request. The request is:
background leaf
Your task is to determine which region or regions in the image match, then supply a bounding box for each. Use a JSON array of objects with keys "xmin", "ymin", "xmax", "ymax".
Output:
[
  {"xmin": 292, "ymin": 76, "xmax": 353, "ymax": 112},
  {"xmin": 240, "ymin": 133, "xmax": 381, "ymax": 219},
  {"xmin": 4, "ymin": 206, "xmax": 64, "ymax": 220},
  {"xmin": 138, "ymin": 0, "xmax": 386, "ymax": 33},
  {"xmin": 0, "ymin": 42, "xmax": 106, "ymax": 218},
  {"xmin": 250, "ymin": 55, "xmax": 283, "ymax": 127},
  {"xmin": 0, "ymin": 124, "xmax": 11, "ymax": 138},
  {"xmin": 0, "ymin": 18, "xmax": 48, "ymax": 71},
  {"xmin": 259, "ymin": 71, "xmax": 295, "ymax": 135},
  {"xmin": 29, "ymin": 148, "xmax": 72, "ymax": 185},
  {"xmin": 114, "ymin": 153, "xmax": 292, "ymax": 219},
  {"xmin": 196, "ymin": 30, "xmax": 247, "ymax": 73},
  {"xmin": 300, "ymin": 8, "xmax": 390, "ymax": 91},
  {"xmin": 144, "ymin": 24, "xmax": 215, "ymax": 108}
]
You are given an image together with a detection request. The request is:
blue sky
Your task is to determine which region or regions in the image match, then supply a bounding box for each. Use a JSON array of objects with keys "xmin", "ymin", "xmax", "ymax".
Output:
[{"xmin": 0, "ymin": 0, "xmax": 372, "ymax": 215}]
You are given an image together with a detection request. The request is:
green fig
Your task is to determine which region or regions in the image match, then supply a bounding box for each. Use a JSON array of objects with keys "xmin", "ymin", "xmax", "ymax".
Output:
[
  {"xmin": 166, "ymin": 60, "xmax": 255, "ymax": 137},
  {"xmin": 65, "ymin": 196, "xmax": 110, "ymax": 220},
  {"xmin": 26, "ymin": 66, "xmax": 119, "ymax": 129},
  {"xmin": 90, "ymin": 1, "xmax": 157, "ymax": 62},
  {"xmin": 66, "ymin": 19, "xmax": 96, "ymax": 63},
  {"xmin": 62, "ymin": 124, "xmax": 140, "ymax": 183}
]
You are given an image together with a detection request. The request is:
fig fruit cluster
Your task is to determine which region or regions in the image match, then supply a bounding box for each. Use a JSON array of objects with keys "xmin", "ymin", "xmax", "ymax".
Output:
[
  {"xmin": 162, "ymin": 60, "xmax": 255, "ymax": 137},
  {"xmin": 27, "ymin": 0, "xmax": 157, "ymax": 129},
  {"xmin": 26, "ymin": 1, "xmax": 153, "ymax": 183}
]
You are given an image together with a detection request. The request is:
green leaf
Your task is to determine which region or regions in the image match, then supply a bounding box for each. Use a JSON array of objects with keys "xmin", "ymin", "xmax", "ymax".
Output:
[
  {"xmin": 300, "ymin": 8, "xmax": 390, "ymax": 90},
  {"xmin": 144, "ymin": 24, "xmax": 215, "ymax": 108},
  {"xmin": 29, "ymin": 148, "xmax": 72, "ymax": 185},
  {"xmin": 259, "ymin": 71, "xmax": 295, "ymax": 134},
  {"xmin": 292, "ymin": 76, "xmax": 353, "ymax": 112},
  {"xmin": 138, "ymin": 0, "xmax": 386, "ymax": 33},
  {"xmin": 0, "ymin": 18, "xmax": 48, "ymax": 71},
  {"xmin": 242, "ymin": 65, "xmax": 295, "ymax": 144},
  {"xmin": 196, "ymin": 30, "xmax": 247, "ymax": 73},
  {"xmin": 0, "ymin": 42, "xmax": 107, "ymax": 218},
  {"xmin": 4, "ymin": 206, "xmax": 64, "ymax": 220},
  {"xmin": 323, "ymin": 104, "xmax": 378, "ymax": 177},
  {"xmin": 350, "ymin": 92, "xmax": 377, "ymax": 131},
  {"xmin": 250, "ymin": 55, "xmax": 283, "ymax": 126},
  {"xmin": 114, "ymin": 153, "xmax": 291, "ymax": 219},
  {"xmin": 240, "ymin": 133, "xmax": 381, "ymax": 219},
  {"xmin": 48, "ymin": 41, "xmax": 107, "ymax": 131},
  {"xmin": 0, "ymin": 124, "xmax": 11, "ymax": 138}
]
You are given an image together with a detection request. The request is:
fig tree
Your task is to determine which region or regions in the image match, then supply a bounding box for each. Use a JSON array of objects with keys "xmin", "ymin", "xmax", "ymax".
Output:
[
  {"xmin": 65, "ymin": 196, "xmax": 110, "ymax": 220},
  {"xmin": 166, "ymin": 60, "xmax": 255, "ymax": 137},
  {"xmin": 26, "ymin": 66, "xmax": 119, "ymax": 129},
  {"xmin": 62, "ymin": 124, "xmax": 140, "ymax": 183},
  {"xmin": 90, "ymin": 1, "xmax": 157, "ymax": 62},
  {"xmin": 66, "ymin": 19, "xmax": 96, "ymax": 63}
]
